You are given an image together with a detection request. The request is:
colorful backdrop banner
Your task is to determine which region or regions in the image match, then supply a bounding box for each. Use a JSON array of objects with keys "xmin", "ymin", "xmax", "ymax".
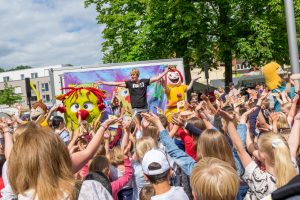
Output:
[{"xmin": 63, "ymin": 65, "xmax": 168, "ymax": 114}]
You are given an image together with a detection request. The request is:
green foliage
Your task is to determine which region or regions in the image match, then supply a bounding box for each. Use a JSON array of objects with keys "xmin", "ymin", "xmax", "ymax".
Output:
[
  {"xmin": 85, "ymin": 0, "xmax": 300, "ymax": 85},
  {"xmin": 0, "ymin": 82, "xmax": 22, "ymax": 107},
  {"xmin": 7, "ymin": 65, "xmax": 32, "ymax": 71},
  {"xmin": 0, "ymin": 65, "xmax": 32, "ymax": 73}
]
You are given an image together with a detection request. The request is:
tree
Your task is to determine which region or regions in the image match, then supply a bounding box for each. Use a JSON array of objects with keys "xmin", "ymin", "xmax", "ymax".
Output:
[
  {"xmin": 7, "ymin": 65, "xmax": 32, "ymax": 71},
  {"xmin": 0, "ymin": 82, "xmax": 22, "ymax": 107},
  {"xmin": 85, "ymin": 0, "xmax": 300, "ymax": 86},
  {"xmin": 0, "ymin": 68, "xmax": 4, "ymax": 73}
]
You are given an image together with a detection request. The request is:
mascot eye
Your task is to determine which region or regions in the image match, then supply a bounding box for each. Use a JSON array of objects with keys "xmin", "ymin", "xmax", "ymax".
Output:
[
  {"xmin": 83, "ymin": 102, "xmax": 94, "ymax": 110},
  {"xmin": 70, "ymin": 103, "xmax": 80, "ymax": 112},
  {"xmin": 121, "ymin": 90, "xmax": 128, "ymax": 97}
]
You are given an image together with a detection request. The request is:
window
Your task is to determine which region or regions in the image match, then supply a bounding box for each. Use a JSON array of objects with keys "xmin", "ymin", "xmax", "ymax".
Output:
[
  {"xmin": 14, "ymin": 87, "xmax": 22, "ymax": 94},
  {"xmin": 31, "ymin": 96, "xmax": 38, "ymax": 101},
  {"xmin": 42, "ymin": 94, "xmax": 50, "ymax": 102},
  {"xmin": 41, "ymin": 83, "xmax": 49, "ymax": 92},
  {"xmin": 31, "ymin": 73, "xmax": 38, "ymax": 79},
  {"xmin": 20, "ymin": 74, "xmax": 25, "ymax": 80},
  {"xmin": 3, "ymin": 76, "xmax": 9, "ymax": 82}
]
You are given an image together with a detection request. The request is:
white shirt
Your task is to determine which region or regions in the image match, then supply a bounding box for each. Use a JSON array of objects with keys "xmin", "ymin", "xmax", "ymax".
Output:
[{"xmin": 151, "ymin": 186, "xmax": 189, "ymax": 200}]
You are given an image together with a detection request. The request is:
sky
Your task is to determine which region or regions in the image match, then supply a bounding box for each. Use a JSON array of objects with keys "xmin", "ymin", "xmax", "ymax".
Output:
[{"xmin": 0, "ymin": 0, "xmax": 104, "ymax": 69}]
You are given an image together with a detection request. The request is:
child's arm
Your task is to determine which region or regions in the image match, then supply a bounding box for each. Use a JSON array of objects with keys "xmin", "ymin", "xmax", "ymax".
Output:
[
  {"xmin": 288, "ymin": 112, "xmax": 300, "ymax": 159},
  {"xmin": 219, "ymin": 110, "xmax": 252, "ymax": 168},
  {"xmin": 287, "ymin": 94, "xmax": 299, "ymax": 126},
  {"xmin": 111, "ymin": 156, "xmax": 133, "ymax": 195},
  {"xmin": 70, "ymin": 118, "xmax": 119, "ymax": 173},
  {"xmin": 169, "ymin": 124, "xmax": 180, "ymax": 138}
]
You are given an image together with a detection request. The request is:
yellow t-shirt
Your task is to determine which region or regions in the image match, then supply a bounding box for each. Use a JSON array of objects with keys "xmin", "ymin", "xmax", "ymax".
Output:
[
  {"xmin": 166, "ymin": 84, "xmax": 187, "ymax": 107},
  {"xmin": 262, "ymin": 62, "xmax": 282, "ymax": 90},
  {"xmin": 40, "ymin": 119, "xmax": 49, "ymax": 127},
  {"xmin": 24, "ymin": 117, "xmax": 49, "ymax": 127}
]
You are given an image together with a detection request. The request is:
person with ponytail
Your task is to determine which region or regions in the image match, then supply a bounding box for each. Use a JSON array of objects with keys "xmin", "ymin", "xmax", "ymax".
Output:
[{"xmin": 220, "ymin": 109, "xmax": 300, "ymax": 200}]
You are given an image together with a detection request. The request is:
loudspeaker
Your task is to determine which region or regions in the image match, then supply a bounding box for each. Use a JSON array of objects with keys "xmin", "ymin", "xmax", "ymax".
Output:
[{"xmin": 25, "ymin": 78, "xmax": 31, "ymax": 98}]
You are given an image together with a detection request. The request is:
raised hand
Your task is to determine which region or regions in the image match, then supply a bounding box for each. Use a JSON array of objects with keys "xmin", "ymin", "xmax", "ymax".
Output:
[
  {"xmin": 95, "ymin": 80, "xmax": 104, "ymax": 85},
  {"xmin": 192, "ymin": 75, "xmax": 201, "ymax": 81},
  {"xmin": 140, "ymin": 112, "xmax": 161, "ymax": 127},
  {"xmin": 171, "ymin": 114, "xmax": 186, "ymax": 127},
  {"xmin": 102, "ymin": 117, "xmax": 122, "ymax": 129},
  {"xmin": 218, "ymin": 109, "xmax": 234, "ymax": 121},
  {"xmin": 200, "ymin": 94, "xmax": 209, "ymax": 102}
]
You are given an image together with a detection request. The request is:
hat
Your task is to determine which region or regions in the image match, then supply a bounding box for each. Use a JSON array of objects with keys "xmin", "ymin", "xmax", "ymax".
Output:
[{"xmin": 142, "ymin": 149, "xmax": 170, "ymax": 175}]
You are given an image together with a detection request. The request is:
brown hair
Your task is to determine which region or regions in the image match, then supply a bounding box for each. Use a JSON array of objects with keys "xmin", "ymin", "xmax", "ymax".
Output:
[
  {"xmin": 8, "ymin": 122, "xmax": 76, "ymax": 200},
  {"xmin": 139, "ymin": 184, "xmax": 155, "ymax": 200},
  {"xmin": 89, "ymin": 155, "xmax": 110, "ymax": 175},
  {"xmin": 130, "ymin": 68, "xmax": 140, "ymax": 76},
  {"xmin": 187, "ymin": 117, "xmax": 206, "ymax": 130},
  {"xmin": 191, "ymin": 157, "xmax": 239, "ymax": 200},
  {"xmin": 32, "ymin": 100, "xmax": 48, "ymax": 114},
  {"xmin": 158, "ymin": 114, "xmax": 168, "ymax": 128},
  {"xmin": 196, "ymin": 129, "xmax": 236, "ymax": 170}
]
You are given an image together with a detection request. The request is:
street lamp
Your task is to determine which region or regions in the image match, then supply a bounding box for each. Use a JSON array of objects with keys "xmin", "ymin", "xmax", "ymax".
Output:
[{"xmin": 284, "ymin": 0, "xmax": 300, "ymax": 74}]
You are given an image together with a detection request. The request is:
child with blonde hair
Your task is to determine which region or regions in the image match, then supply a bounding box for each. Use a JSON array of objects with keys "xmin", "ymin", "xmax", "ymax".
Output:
[
  {"xmin": 190, "ymin": 157, "xmax": 240, "ymax": 200},
  {"xmin": 220, "ymin": 110, "xmax": 300, "ymax": 200}
]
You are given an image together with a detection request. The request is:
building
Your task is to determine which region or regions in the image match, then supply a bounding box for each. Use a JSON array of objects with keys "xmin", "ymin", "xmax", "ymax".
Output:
[{"xmin": 0, "ymin": 65, "xmax": 63, "ymax": 108}]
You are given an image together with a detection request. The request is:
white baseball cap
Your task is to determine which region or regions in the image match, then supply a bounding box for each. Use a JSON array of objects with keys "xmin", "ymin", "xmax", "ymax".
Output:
[{"xmin": 142, "ymin": 149, "xmax": 170, "ymax": 175}]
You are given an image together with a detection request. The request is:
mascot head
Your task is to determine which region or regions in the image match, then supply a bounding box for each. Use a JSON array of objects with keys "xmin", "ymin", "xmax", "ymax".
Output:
[
  {"xmin": 30, "ymin": 100, "xmax": 48, "ymax": 121},
  {"xmin": 56, "ymin": 87, "xmax": 106, "ymax": 130},
  {"xmin": 262, "ymin": 62, "xmax": 282, "ymax": 90},
  {"xmin": 165, "ymin": 66, "xmax": 183, "ymax": 86}
]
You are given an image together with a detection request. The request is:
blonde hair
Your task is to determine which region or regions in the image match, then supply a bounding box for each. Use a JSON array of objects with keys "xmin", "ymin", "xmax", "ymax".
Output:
[
  {"xmin": 281, "ymin": 102, "xmax": 292, "ymax": 113},
  {"xmin": 258, "ymin": 132, "xmax": 297, "ymax": 187},
  {"xmin": 277, "ymin": 112, "xmax": 290, "ymax": 129},
  {"xmin": 109, "ymin": 146, "xmax": 124, "ymax": 166},
  {"xmin": 130, "ymin": 68, "xmax": 140, "ymax": 76},
  {"xmin": 136, "ymin": 137, "xmax": 157, "ymax": 162},
  {"xmin": 8, "ymin": 122, "xmax": 76, "ymax": 200},
  {"xmin": 197, "ymin": 129, "xmax": 236, "ymax": 169},
  {"xmin": 142, "ymin": 125, "xmax": 159, "ymax": 141},
  {"xmin": 190, "ymin": 157, "xmax": 239, "ymax": 200}
]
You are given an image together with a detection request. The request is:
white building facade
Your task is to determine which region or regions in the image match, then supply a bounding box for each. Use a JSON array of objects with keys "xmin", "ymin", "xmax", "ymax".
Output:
[{"xmin": 0, "ymin": 65, "xmax": 63, "ymax": 109}]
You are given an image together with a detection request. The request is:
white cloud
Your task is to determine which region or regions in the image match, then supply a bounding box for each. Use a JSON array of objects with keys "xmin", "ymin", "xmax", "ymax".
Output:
[{"xmin": 0, "ymin": 0, "xmax": 104, "ymax": 68}]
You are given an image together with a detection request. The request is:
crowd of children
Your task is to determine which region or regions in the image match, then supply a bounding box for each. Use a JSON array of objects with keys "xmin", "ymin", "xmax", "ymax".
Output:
[{"xmin": 0, "ymin": 66, "xmax": 300, "ymax": 200}]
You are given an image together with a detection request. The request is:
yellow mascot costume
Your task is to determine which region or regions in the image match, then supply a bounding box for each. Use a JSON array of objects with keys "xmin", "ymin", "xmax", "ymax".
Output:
[
  {"xmin": 56, "ymin": 87, "xmax": 106, "ymax": 131},
  {"xmin": 163, "ymin": 67, "xmax": 188, "ymax": 122},
  {"xmin": 262, "ymin": 61, "xmax": 294, "ymax": 111}
]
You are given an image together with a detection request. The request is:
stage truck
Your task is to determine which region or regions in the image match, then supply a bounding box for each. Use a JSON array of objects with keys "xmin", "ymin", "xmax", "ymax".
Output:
[{"xmin": 49, "ymin": 58, "xmax": 184, "ymax": 115}]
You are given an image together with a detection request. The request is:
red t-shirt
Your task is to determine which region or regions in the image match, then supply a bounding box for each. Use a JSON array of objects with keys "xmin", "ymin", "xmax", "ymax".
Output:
[
  {"xmin": 0, "ymin": 177, "xmax": 4, "ymax": 198},
  {"xmin": 177, "ymin": 128, "xmax": 196, "ymax": 160}
]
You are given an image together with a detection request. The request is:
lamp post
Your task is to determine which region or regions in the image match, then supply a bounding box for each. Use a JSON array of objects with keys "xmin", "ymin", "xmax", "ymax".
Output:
[{"xmin": 284, "ymin": 0, "xmax": 300, "ymax": 74}]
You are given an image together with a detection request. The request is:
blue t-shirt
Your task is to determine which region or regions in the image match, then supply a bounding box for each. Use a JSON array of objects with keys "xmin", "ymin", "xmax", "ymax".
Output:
[{"xmin": 59, "ymin": 130, "xmax": 69, "ymax": 144}]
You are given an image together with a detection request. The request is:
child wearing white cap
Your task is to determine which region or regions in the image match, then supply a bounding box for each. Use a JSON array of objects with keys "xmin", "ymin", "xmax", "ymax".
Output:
[{"xmin": 141, "ymin": 149, "xmax": 189, "ymax": 200}]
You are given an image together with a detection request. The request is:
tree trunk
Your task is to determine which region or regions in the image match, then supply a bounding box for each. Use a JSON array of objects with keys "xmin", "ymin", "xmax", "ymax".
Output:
[
  {"xmin": 219, "ymin": 2, "xmax": 233, "ymax": 89},
  {"xmin": 183, "ymin": 58, "xmax": 192, "ymax": 85},
  {"xmin": 224, "ymin": 50, "xmax": 233, "ymax": 87}
]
